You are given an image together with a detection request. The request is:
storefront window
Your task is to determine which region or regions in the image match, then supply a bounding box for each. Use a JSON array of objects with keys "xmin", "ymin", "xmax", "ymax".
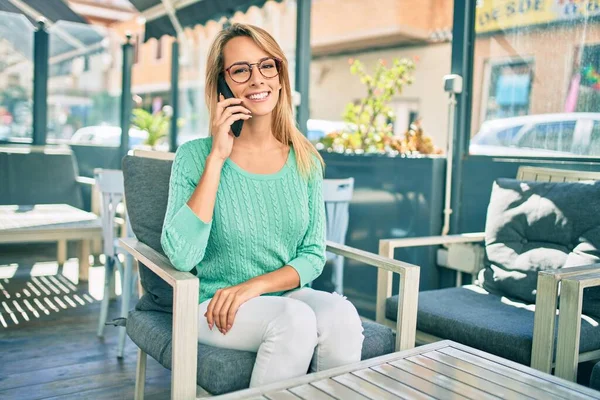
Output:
[
  {"xmin": 470, "ymin": 0, "xmax": 600, "ymax": 158},
  {"xmin": 0, "ymin": 12, "xmax": 34, "ymax": 143}
]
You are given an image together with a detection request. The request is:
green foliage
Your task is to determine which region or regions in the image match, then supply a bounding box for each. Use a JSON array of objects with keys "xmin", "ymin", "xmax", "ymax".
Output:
[
  {"xmin": 131, "ymin": 108, "xmax": 169, "ymax": 147},
  {"xmin": 318, "ymin": 57, "xmax": 417, "ymax": 154}
]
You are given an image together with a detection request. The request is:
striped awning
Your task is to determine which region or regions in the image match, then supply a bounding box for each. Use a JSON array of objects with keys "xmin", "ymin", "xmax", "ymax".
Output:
[{"xmin": 128, "ymin": 0, "xmax": 282, "ymax": 41}]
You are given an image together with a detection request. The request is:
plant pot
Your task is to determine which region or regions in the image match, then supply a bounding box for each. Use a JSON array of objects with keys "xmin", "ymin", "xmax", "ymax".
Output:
[{"xmin": 314, "ymin": 150, "xmax": 446, "ymax": 319}]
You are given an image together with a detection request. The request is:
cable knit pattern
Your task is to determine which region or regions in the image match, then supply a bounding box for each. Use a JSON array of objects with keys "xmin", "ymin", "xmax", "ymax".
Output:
[{"xmin": 160, "ymin": 137, "xmax": 326, "ymax": 304}]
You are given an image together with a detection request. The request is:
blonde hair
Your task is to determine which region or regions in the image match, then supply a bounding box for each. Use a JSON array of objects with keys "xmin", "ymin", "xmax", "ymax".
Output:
[{"xmin": 205, "ymin": 23, "xmax": 324, "ymax": 178}]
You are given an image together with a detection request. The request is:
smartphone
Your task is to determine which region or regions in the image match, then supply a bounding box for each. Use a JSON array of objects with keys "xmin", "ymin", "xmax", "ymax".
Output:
[{"xmin": 217, "ymin": 75, "xmax": 243, "ymax": 137}]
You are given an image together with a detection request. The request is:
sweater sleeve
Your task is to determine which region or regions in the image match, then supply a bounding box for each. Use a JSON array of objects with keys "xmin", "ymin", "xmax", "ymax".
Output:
[
  {"xmin": 161, "ymin": 142, "xmax": 212, "ymax": 272},
  {"xmin": 287, "ymin": 163, "xmax": 326, "ymax": 287}
]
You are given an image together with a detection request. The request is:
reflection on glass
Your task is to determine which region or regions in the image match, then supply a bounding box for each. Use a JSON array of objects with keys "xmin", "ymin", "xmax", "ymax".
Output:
[
  {"xmin": 470, "ymin": 0, "xmax": 600, "ymax": 158},
  {"xmin": 0, "ymin": 12, "xmax": 34, "ymax": 142},
  {"xmin": 47, "ymin": 21, "xmax": 121, "ymax": 145}
]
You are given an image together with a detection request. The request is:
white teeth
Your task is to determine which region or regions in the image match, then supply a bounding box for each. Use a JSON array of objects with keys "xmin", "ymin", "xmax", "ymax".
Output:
[{"xmin": 248, "ymin": 92, "xmax": 269, "ymax": 100}]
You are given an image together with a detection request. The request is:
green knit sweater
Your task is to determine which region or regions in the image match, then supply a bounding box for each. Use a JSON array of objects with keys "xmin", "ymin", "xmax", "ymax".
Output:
[{"xmin": 161, "ymin": 137, "xmax": 326, "ymax": 304}]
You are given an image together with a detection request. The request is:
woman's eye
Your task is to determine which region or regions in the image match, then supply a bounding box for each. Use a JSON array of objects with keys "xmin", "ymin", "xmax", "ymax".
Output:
[{"xmin": 232, "ymin": 67, "xmax": 249, "ymax": 74}]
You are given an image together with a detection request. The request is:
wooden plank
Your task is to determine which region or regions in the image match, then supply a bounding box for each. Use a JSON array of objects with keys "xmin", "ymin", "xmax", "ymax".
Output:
[
  {"xmin": 439, "ymin": 347, "xmax": 598, "ymax": 399},
  {"xmin": 555, "ymin": 274, "xmax": 600, "ymax": 382},
  {"xmin": 42, "ymin": 371, "xmax": 171, "ymax": 400},
  {"xmin": 311, "ymin": 379, "xmax": 369, "ymax": 400},
  {"xmin": 332, "ymin": 373, "xmax": 401, "ymax": 399},
  {"xmin": 264, "ymin": 390, "xmax": 303, "ymax": 400},
  {"xmin": 288, "ymin": 384, "xmax": 336, "ymax": 400},
  {"xmin": 531, "ymin": 271, "xmax": 560, "ymax": 373},
  {"xmin": 0, "ymin": 358, "xmax": 167, "ymax": 400},
  {"xmin": 386, "ymin": 360, "xmax": 500, "ymax": 400},
  {"xmin": 409, "ymin": 354, "xmax": 541, "ymax": 400},
  {"xmin": 209, "ymin": 342, "xmax": 454, "ymax": 400},
  {"xmin": 352, "ymin": 367, "xmax": 436, "ymax": 400}
]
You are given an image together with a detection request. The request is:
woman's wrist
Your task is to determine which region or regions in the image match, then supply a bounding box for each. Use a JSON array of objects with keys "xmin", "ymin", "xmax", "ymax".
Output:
[{"xmin": 206, "ymin": 152, "xmax": 226, "ymax": 168}]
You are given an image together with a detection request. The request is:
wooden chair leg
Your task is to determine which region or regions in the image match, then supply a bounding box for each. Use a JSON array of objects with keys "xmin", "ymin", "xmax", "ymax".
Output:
[
  {"xmin": 57, "ymin": 240, "xmax": 67, "ymax": 266},
  {"xmin": 97, "ymin": 257, "xmax": 114, "ymax": 337},
  {"xmin": 135, "ymin": 348, "xmax": 147, "ymax": 400},
  {"xmin": 78, "ymin": 240, "xmax": 91, "ymax": 282},
  {"xmin": 531, "ymin": 273, "xmax": 559, "ymax": 373},
  {"xmin": 117, "ymin": 255, "xmax": 133, "ymax": 358},
  {"xmin": 555, "ymin": 278, "xmax": 584, "ymax": 381}
]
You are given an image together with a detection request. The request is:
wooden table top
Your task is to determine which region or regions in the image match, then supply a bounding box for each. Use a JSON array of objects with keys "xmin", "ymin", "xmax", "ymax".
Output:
[
  {"xmin": 0, "ymin": 204, "xmax": 101, "ymax": 232},
  {"xmin": 214, "ymin": 340, "xmax": 600, "ymax": 400}
]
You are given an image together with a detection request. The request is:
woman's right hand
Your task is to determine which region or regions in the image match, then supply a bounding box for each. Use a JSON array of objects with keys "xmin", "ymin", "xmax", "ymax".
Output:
[{"xmin": 210, "ymin": 94, "xmax": 252, "ymax": 161}]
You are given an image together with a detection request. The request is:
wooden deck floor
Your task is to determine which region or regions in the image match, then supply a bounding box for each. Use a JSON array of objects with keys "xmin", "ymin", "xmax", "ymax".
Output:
[{"xmin": 0, "ymin": 244, "xmax": 171, "ymax": 400}]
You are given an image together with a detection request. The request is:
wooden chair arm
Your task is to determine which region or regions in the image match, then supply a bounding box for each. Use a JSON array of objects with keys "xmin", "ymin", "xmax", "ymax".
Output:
[
  {"xmin": 326, "ymin": 241, "xmax": 420, "ymax": 352},
  {"xmin": 532, "ymin": 263, "xmax": 600, "ymax": 374},
  {"xmin": 555, "ymin": 271, "xmax": 600, "ymax": 382},
  {"xmin": 379, "ymin": 232, "xmax": 485, "ymax": 251},
  {"xmin": 119, "ymin": 238, "xmax": 198, "ymax": 399}
]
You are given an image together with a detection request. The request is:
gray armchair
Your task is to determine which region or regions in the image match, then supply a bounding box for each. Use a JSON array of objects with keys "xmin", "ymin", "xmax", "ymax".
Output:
[
  {"xmin": 379, "ymin": 166, "xmax": 600, "ymax": 382},
  {"xmin": 119, "ymin": 149, "xmax": 420, "ymax": 398}
]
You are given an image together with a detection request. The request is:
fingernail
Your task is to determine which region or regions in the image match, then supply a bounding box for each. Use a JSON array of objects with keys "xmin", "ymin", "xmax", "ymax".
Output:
[{"xmin": 227, "ymin": 324, "xmax": 231, "ymax": 330}]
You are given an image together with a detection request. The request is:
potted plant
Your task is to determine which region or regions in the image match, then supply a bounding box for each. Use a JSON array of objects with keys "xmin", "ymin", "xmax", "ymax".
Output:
[
  {"xmin": 131, "ymin": 108, "xmax": 170, "ymax": 149},
  {"xmin": 312, "ymin": 58, "xmax": 447, "ymax": 315},
  {"xmin": 317, "ymin": 58, "xmax": 441, "ymax": 156}
]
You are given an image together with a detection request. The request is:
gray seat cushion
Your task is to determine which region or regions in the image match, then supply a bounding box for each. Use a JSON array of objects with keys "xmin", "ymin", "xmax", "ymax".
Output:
[
  {"xmin": 480, "ymin": 178, "xmax": 600, "ymax": 318},
  {"xmin": 122, "ymin": 155, "xmax": 176, "ymax": 312},
  {"xmin": 128, "ymin": 299, "xmax": 394, "ymax": 395},
  {"xmin": 385, "ymin": 286, "xmax": 600, "ymax": 366},
  {"xmin": 591, "ymin": 362, "xmax": 600, "ymax": 391}
]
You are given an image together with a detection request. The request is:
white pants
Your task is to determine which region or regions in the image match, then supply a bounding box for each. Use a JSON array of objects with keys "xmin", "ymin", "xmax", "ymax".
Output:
[{"xmin": 197, "ymin": 287, "xmax": 364, "ymax": 387}]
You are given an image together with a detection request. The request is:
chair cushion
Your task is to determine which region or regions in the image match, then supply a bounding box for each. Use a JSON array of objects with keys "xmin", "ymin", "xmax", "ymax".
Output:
[
  {"xmin": 385, "ymin": 286, "xmax": 600, "ymax": 366},
  {"xmin": 0, "ymin": 148, "xmax": 83, "ymax": 208},
  {"xmin": 127, "ymin": 308, "xmax": 394, "ymax": 395},
  {"xmin": 122, "ymin": 156, "xmax": 176, "ymax": 312},
  {"xmin": 591, "ymin": 362, "xmax": 600, "ymax": 391},
  {"xmin": 480, "ymin": 178, "xmax": 600, "ymax": 318}
]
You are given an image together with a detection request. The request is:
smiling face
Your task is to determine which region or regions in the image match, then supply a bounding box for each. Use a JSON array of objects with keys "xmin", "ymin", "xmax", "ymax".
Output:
[{"xmin": 222, "ymin": 36, "xmax": 282, "ymax": 117}]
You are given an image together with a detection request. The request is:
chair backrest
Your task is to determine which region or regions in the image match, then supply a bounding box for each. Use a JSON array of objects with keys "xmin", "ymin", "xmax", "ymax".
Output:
[
  {"xmin": 0, "ymin": 146, "xmax": 84, "ymax": 208},
  {"xmin": 479, "ymin": 167, "xmax": 600, "ymax": 317},
  {"xmin": 94, "ymin": 169, "xmax": 125, "ymax": 255},
  {"xmin": 323, "ymin": 178, "xmax": 354, "ymax": 246},
  {"xmin": 122, "ymin": 151, "xmax": 175, "ymax": 312},
  {"xmin": 516, "ymin": 166, "xmax": 600, "ymax": 182}
]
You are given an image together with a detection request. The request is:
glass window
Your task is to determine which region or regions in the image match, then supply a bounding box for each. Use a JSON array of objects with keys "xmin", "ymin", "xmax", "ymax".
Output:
[
  {"xmin": 0, "ymin": 12, "xmax": 34, "ymax": 142},
  {"xmin": 470, "ymin": 0, "xmax": 600, "ymax": 158},
  {"xmin": 47, "ymin": 21, "xmax": 121, "ymax": 144}
]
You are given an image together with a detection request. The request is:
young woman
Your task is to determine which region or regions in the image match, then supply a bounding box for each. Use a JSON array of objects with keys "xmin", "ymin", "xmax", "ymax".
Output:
[{"xmin": 161, "ymin": 23, "xmax": 364, "ymax": 388}]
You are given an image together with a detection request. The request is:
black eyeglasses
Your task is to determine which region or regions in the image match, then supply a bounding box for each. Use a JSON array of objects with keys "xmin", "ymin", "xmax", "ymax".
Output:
[{"xmin": 224, "ymin": 57, "xmax": 282, "ymax": 84}]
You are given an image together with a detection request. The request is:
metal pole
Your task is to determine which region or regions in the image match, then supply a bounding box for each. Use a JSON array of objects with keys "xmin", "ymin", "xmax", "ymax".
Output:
[
  {"xmin": 32, "ymin": 19, "xmax": 49, "ymax": 145},
  {"xmin": 448, "ymin": 0, "xmax": 476, "ymax": 234},
  {"xmin": 170, "ymin": 40, "xmax": 179, "ymax": 152},
  {"xmin": 119, "ymin": 33, "xmax": 134, "ymax": 162},
  {"xmin": 294, "ymin": 0, "xmax": 311, "ymax": 135}
]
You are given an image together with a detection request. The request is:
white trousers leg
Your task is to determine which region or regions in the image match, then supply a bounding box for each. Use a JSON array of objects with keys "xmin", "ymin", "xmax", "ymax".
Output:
[
  {"xmin": 284, "ymin": 287, "xmax": 364, "ymax": 372},
  {"xmin": 197, "ymin": 287, "xmax": 364, "ymax": 387}
]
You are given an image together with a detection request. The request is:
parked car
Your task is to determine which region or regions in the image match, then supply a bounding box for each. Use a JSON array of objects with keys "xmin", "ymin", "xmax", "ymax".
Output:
[
  {"xmin": 469, "ymin": 113, "xmax": 600, "ymax": 157},
  {"xmin": 306, "ymin": 119, "xmax": 354, "ymax": 142},
  {"xmin": 70, "ymin": 125, "xmax": 148, "ymax": 148}
]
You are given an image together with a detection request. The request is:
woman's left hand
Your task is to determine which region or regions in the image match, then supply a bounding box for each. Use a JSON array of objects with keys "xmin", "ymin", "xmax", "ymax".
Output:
[{"xmin": 204, "ymin": 281, "xmax": 264, "ymax": 334}]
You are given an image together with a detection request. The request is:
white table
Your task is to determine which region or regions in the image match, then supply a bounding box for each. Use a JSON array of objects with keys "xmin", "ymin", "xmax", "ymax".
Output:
[
  {"xmin": 214, "ymin": 340, "xmax": 600, "ymax": 400},
  {"xmin": 0, "ymin": 204, "xmax": 102, "ymax": 281}
]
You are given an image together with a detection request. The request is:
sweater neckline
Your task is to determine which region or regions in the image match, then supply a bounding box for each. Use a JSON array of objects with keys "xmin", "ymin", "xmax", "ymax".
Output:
[{"xmin": 225, "ymin": 146, "xmax": 294, "ymax": 180}]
